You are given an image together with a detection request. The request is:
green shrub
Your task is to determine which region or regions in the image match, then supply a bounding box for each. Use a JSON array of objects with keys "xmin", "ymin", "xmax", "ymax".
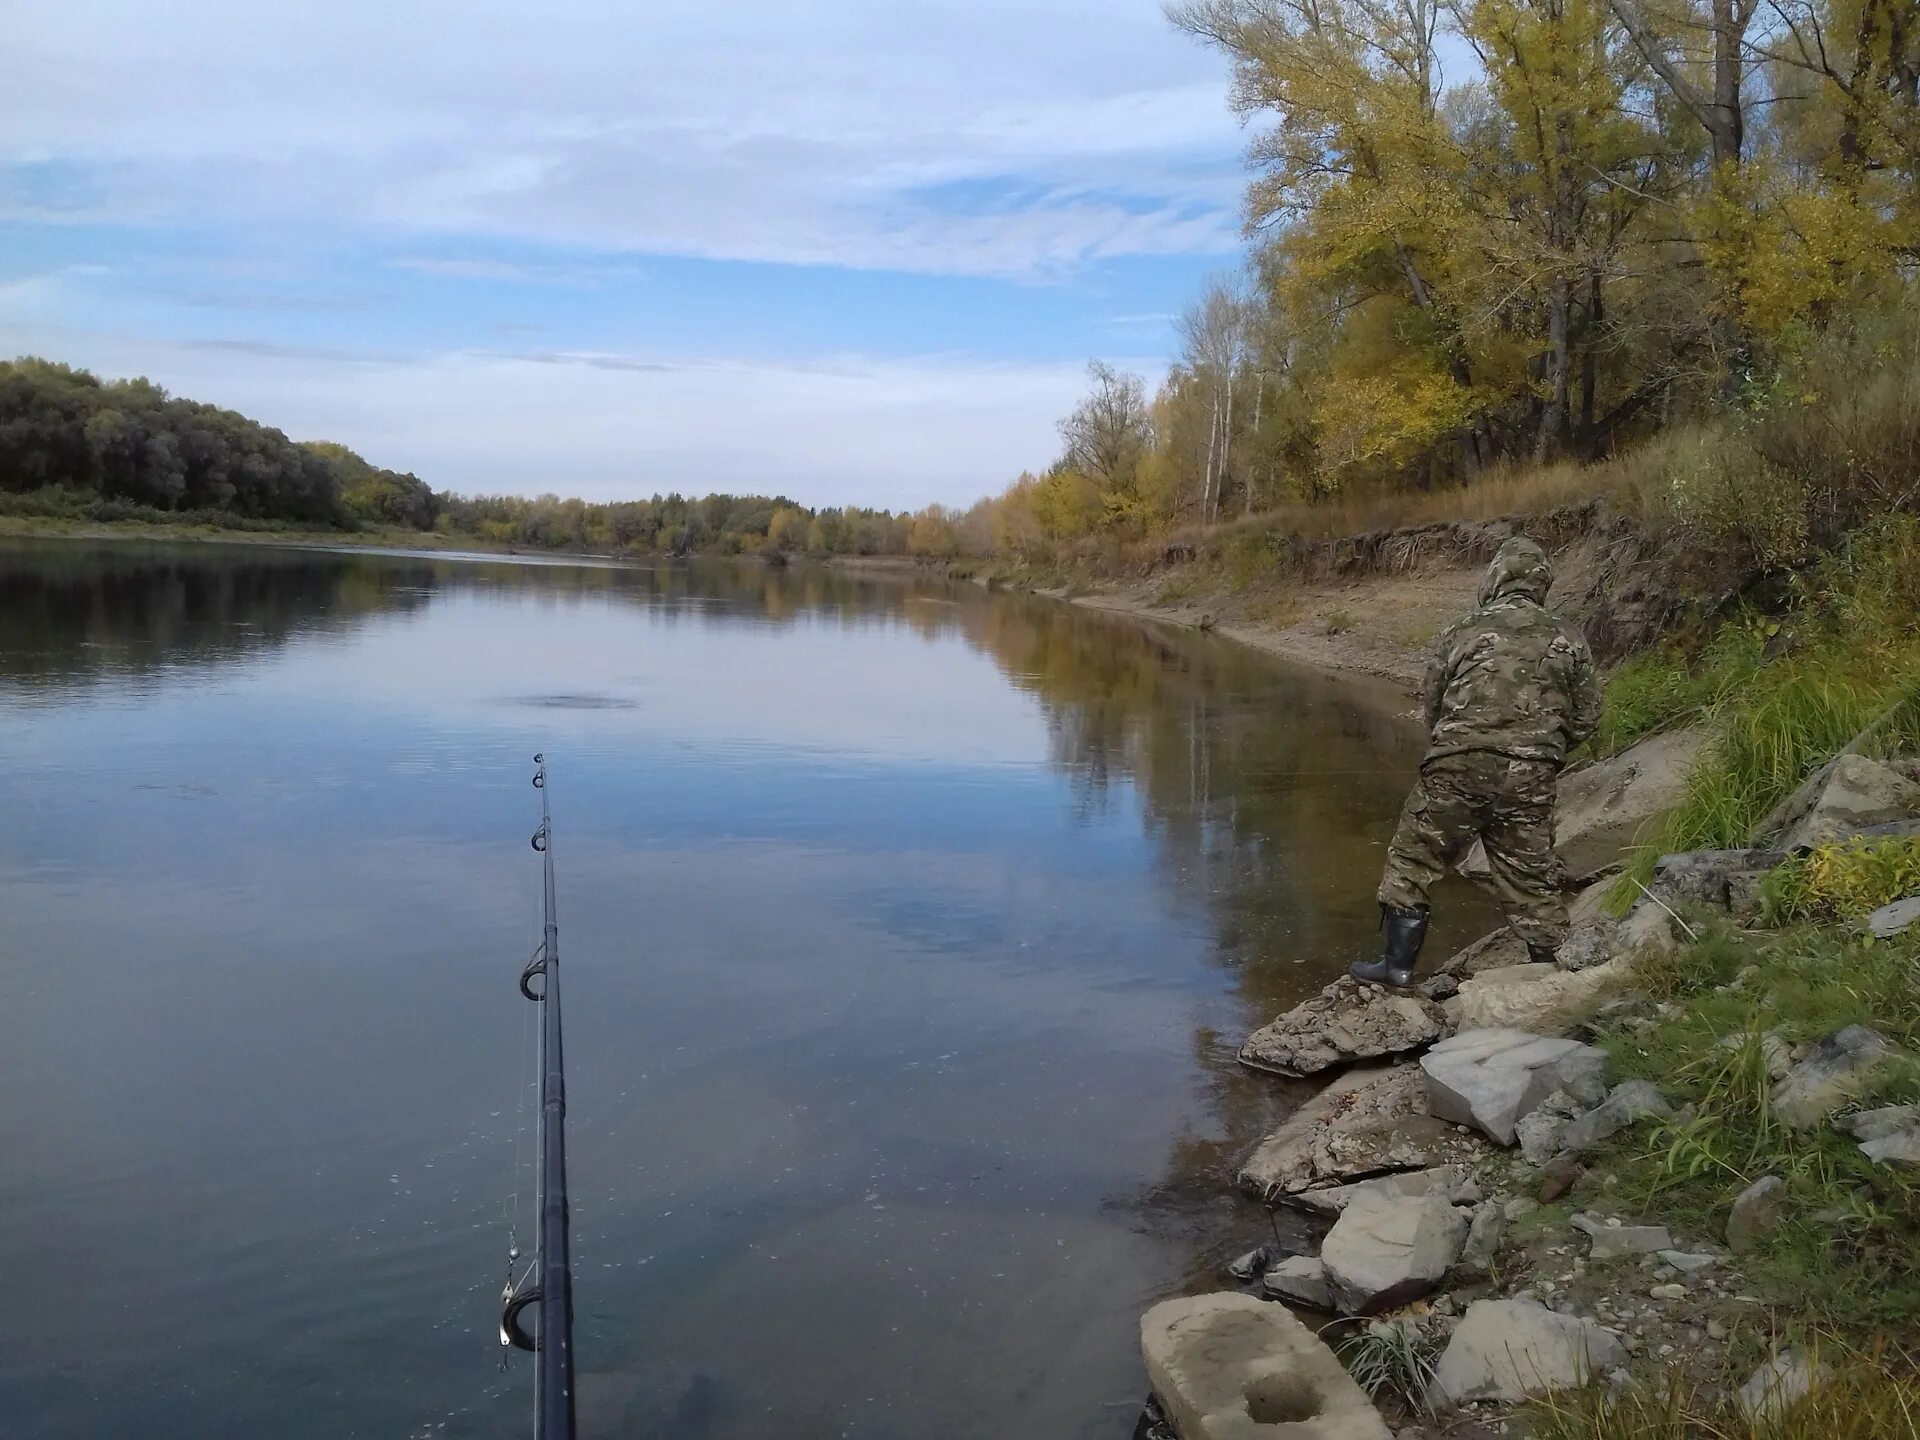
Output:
[{"xmin": 1761, "ymin": 838, "xmax": 1920, "ymax": 924}]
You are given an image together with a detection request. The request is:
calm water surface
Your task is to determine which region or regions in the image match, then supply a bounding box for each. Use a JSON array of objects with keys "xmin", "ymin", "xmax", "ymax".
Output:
[{"xmin": 0, "ymin": 539, "xmax": 1492, "ymax": 1439}]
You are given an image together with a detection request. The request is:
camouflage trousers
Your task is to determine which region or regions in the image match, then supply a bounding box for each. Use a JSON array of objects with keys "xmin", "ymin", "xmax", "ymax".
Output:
[{"xmin": 1377, "ymin": 751, "xmax": 1569, "ymax": 949}]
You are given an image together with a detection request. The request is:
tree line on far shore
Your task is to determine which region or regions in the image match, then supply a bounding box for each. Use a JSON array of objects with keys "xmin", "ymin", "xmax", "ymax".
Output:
[{"xmin": 0, "ymin": 357, "xmax": 941, "ymax": 558}]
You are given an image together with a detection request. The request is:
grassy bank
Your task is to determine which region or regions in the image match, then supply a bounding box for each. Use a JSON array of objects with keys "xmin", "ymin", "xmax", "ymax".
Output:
[
  {"xmin": 1594, "ymin": 516, "xmax": 1920, "ymax": 897},
  {"xmin": 1506, "ymin": 908, "xmax": 1920, "ymax": 1438}
]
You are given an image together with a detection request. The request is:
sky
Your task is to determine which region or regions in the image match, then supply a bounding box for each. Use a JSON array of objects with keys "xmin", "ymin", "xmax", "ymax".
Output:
[{"xmin": 0, "ymin": 1, "xmax": 1252, "ymax": 511}]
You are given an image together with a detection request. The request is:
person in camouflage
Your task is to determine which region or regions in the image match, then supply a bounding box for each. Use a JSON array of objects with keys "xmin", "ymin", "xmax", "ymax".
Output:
[{"xmin": 1352, "ymin": 536, "xmax": 1603, "ymax": 988}]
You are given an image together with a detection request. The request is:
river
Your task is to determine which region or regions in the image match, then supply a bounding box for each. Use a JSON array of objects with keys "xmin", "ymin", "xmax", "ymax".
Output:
[{"xmin": 0, "ymin": 538, "xmax": 1493, "ymax": 1439}]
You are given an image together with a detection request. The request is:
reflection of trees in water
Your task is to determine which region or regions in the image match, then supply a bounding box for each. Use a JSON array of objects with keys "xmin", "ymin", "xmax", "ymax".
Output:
[
  {"xmin": 0, "ymin": 543, "xmax": 439, "ymax": 695},
  {"xmin": 947, "ymin": 589, "xmax": 1497, "ymax": 1250},
  {"xmin": 3, "ymin": 543, "xmax": 1459, "ymax": 1243}
]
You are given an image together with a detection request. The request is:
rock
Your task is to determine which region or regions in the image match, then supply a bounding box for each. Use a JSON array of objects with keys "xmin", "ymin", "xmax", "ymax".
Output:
[
  {"xmin": 1572, "ymin": 1213, "xmax": 1673, "ymax": 1258},
  {"xmin": 1541, "ymin": 728, "xmax": 1704, "ymax": 881},
  {"xmin": 1434, "ymin": 927, "xmax": 1531, "ymax": 978},
  {"xmin": 1718, "ymin": 1029, "xmax": 1794, "ymax": 1082},
  {"xmin": 1658, "ymin": 1250, "xmax": 1718, "ymax": 1273},
  {"xmin": 1320, "ymin": 1195, "xmax": 1469, "ymax": 1315},
  {"xmin": 1263, "ymin": 1255, "xmax": 1335, "ymax": 1310},
  {"xmin": 1649, "ymin": 848, "xmax": 1788, "ymax": 911},
  {"xmin": 1558, "ymin": 1080, "xmax": 1674, "ymax": 1152},
  {"xmin": 1649, "ymin": 1283, "xmax": 1687, "ymax": 1301},
  {"xmin": 1771, "ymin": 1025, "xmax": 1903, "ymax": 1128},
  {"xmin": 1538, "ymin": 1152, "xmax": 1584, "ymax": 1202},
  {"xmin": 1280, "ymin": 1165, "xmax": 1475, "ymax": 1219},
  {"xmin": 1838, "ymin": 1103, "xmax": 1920, "ymax": 1141},
  {"xmin": 1861, "ymin": 1125, "xmax": 1920, "ymax": 1166},
  {"xmin": 1239, "ymin": 1066, "xmax": 1488, "ymax": 1201},
  {"xmin": 1867, "ymin": 895, "xmax": 1920, "ymax": 939},
  {"xmin": 1228, "ymin": 1247, "xmax": 1273, "ymax": 1284},
  {"xmin": 1444, "ymin": 957, "xmax": 1634, "ymax": 1036},
  {"xmin": 1240, "ymin": 978, "xmax": 1447, "ymax": 1078},
  {"xmin": 1734, "ymin": 1349, "xmax": 1825, "ymax": 1424},
  {"xmin": 1141, "ymin": 1292, "xmax": 1394, "ymax": 1440},
  {"xmin": 1615, "ymin": 901, "xmax": 1684, "ymax": 957},
  {"xmin": 1517, "ymin": 1090, "xmax": 1584, "ymax": 1165},
  {"xmin": 1567, "ymin": 875, "xmax": 1621, "ymax": 928},
  {"xmin": 1431, "ymin": 1298, "xmax": 1627, "ymax": 1405},
  {"xmin": 1727, "ymin": 1175, "xmax": 1786, "ymax": 1253},
  {"xmin": 1776, "ymin": 754, "xmax": 1920, "ymax": 851},
  {"xmin": 1420, "ymin": 1029, "xmax": 1610, "ymax": 1145},
  {"xmin": 1457, "ymin": 1203, "xmax": 1507, "ymax": 1276}
]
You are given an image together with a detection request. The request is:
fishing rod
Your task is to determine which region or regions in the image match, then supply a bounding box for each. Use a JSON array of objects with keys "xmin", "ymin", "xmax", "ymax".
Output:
[{"xmin": 500, "ymin": 753, "xmax": 577, "ymax": 1440}]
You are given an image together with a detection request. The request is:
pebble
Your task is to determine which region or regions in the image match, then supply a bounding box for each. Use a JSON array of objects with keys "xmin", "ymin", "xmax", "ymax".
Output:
[
  {"xmin": 1708, "ymin": 1319, "xmax": 1728, "ymax": 1341},
  {"xmin": 1651, "ymin": 1283, "xmax": 1688, "ymax": 1301}
]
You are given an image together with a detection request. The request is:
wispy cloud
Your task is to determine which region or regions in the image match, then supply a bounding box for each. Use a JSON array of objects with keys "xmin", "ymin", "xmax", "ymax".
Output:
[{"xmin": 0, "ymin": 1, "xmax": 1241, "ymax": 279}]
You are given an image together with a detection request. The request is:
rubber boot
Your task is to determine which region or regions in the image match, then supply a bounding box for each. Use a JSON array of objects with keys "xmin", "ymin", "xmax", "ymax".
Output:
[{"xmin": 1350, "ymin": 905, "xmax": 1430, "ymax": 989}]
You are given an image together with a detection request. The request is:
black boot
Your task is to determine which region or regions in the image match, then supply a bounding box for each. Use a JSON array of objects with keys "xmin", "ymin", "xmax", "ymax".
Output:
[{"xmin": 1351, "ymin": 905, "xmax": 1430, "ymax": 988}]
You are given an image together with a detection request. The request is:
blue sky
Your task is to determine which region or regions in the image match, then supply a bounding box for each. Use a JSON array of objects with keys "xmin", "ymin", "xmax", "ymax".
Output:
[{"xmin": 0, "ymin": 0, "xmax": 1250, "ymax": 510}]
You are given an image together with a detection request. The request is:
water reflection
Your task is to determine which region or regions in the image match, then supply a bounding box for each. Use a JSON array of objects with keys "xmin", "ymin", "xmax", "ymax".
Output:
[{"xmin": 0, "ymin": 539, "xmax": 1493, "ymax": 1439}]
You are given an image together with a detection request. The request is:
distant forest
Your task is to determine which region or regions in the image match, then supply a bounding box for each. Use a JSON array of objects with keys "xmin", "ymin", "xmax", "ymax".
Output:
[{"xmin": 0, "ymin": 358, "xmax": 934, "ymax": 558}]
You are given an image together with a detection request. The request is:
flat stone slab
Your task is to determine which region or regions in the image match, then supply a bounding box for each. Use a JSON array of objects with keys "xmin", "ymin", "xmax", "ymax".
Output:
[
  {"xmin": 1779, "ymin": 755, "xmax": 1920, "ymax": 851},
  {"xmin": 1239, "ymin": 1065, "xmax": 1489, "ymax": 1202},
  {"xmin": 1280, "ymin": 1164, "xmax": 1475, "ymax": 1219},
  {"xmin": 1262, "ymin": 1255, "xmax": 1333, "ymax": 1310},
  {"xmin": 1320, "ymin": 1194, "xmax": 1468, "ymax": 1315},
  {"xmin": 1420, "ymin": 1029, "xmax": 1608, "ymax": 1145},
  {"xmin": 1239, "ymin": 977, "xmax": 1447, "ymax": 1079},
  {"xmin": 1141, "ymin": 1292, "xmax": 1394, "ymax": 1440},
  {"xmin": 1433, "ymin": 1298, "xmax": 1626, "ymax": 1405},
  {"xmin": 1571, "ymin": 1213, "xmax": 1673, "ymax": 1258}
]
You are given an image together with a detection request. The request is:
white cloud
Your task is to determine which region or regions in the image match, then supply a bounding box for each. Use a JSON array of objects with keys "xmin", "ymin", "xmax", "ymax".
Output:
[
  {"xmin": 0, "ymin": 318, "xmax": 1163, "ymax": 509},
  {"xmin": 2, "ymin": 0, "xmax": 1242, "ymax": 277}
]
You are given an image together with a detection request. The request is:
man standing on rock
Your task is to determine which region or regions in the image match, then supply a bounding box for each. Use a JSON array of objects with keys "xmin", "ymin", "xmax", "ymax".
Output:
[{"xmin": 1352, "ymin": 535, "xmax": 1602, "ymax": 988}]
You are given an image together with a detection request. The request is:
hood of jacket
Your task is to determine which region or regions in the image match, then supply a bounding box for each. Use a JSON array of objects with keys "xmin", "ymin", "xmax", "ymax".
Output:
[{"xmin": 1478, "ymin": 536, "xmax": 1554, "ymax": 607}]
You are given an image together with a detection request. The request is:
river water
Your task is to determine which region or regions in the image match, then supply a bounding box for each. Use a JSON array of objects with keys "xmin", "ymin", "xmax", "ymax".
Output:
[{"xmin": 0, "ymin": 539, "xmax": 1493, "ymax": 1439}]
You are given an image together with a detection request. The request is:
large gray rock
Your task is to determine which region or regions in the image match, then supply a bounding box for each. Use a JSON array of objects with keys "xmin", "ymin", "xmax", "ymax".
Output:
[
  {"xmin": 1239, "ymin": 1065, "xmax": 1488, "ymax": 1202},
  {"xmin": 1320, "ymin": 1194, "xmax": 1469, "ymax": 1315},
  {"xmin": 1141, "ymin": 1292, "xmax": 1394, "ymax": 1440},
  {"xmin": 1443, "ymin": 957, "xmax": 1634, "ymax": 1035},
  {"xmin": 1867, "ymin": 895, "xmax": 1920, "ymax": 939},
  {"xmin": 1778, "ymin": 754, "xmax": 1920, "ymax": 851},
  {"xmin": 1420, "ymin": 1029, "xmax": 1609, "ymax": 1145},
  {"xmin": 1280, "ymin": 1164, "xmax": 1475, "ymax": 1219},
  {"xmin": 1239, "ymin": 978, "xmax": 1447, "ymax": 1078},
  {"xmin": 1558, "ymin": 730, "xmax": 1708, "ymax": 878},
  {"xmin": 1727, "ymin": 1174, "xmax": 1786, "ymax": 1253},
  {"xmin": 1262, "ymin": 1255, "xmax": 1334, "ymax": 1310},
  {"xmin": 1734, "ymin": 1349, "xmax": 1825, "ymax": 1424},
  {"xmin": 1432, "ymin": 1298, "xmax": 1626, "ymax": 1405},
  {"xmin": 1771, "ymin": 1026, "xmax": 1902, "ymax": 1128},
  {"xmin": 1558, "ymin": 1080, "xmax": 1675, "ymax": 1152}
]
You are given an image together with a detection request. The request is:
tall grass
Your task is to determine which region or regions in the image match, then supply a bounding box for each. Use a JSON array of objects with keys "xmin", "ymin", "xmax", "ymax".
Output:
[
  {"xmin": 1611, "ymin": 515, "xmax": 1920, "ymax": 890},
  {"xmin": 1528, "ymin": 1348, "xmax": 1920, "ymax": 1440}
]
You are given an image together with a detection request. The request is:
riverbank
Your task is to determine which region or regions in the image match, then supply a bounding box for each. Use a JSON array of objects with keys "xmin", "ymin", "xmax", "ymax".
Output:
[{"xmin": 1145, "ymin": 734, "xmax": 1920, "ymax": 1439}]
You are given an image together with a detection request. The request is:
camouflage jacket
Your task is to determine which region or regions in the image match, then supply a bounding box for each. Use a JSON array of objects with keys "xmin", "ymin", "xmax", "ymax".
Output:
[{"xmin": 1421, "ymin": 538, "xmax": 1602, "ymax": 768}]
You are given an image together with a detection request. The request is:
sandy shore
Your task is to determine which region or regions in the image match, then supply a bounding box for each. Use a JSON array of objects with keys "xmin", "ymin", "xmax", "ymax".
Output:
[{"xmin": 1052, "ymin": 566, "xmax": 1485, "ymax": 695}]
